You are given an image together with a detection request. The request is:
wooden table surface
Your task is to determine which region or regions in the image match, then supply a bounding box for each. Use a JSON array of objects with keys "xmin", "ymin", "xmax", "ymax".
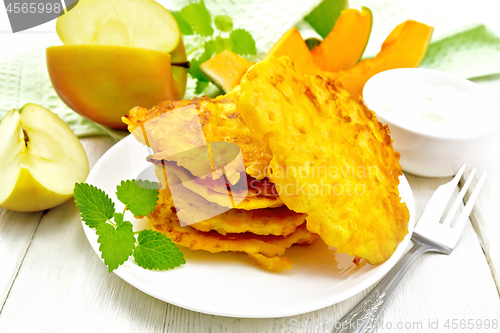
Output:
[
  {"xmin": 2, "ymin": 17, "xmax": 500, "ymax": 333},
  {"xmin": 1, "ymin": 133, "xmax": 500, "ymax": 333}
]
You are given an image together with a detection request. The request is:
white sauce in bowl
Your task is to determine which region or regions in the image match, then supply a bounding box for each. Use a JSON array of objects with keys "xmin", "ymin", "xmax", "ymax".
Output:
[{"xmin": 369, "ymin": 84, "xmax": 494, "ymax": 138}]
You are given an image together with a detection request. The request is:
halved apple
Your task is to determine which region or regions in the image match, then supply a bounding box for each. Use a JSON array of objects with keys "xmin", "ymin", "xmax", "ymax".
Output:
[
  {"xmin": 56, "ymin": 0, "xmax": 180, "ymax": 54},
  {"xmin": 0, "ymin": 104, "xmax": 89, "ymax": 212},
  {"xmin": 47, "ymin": 42, "xmax": 188, "ymax": 129}
]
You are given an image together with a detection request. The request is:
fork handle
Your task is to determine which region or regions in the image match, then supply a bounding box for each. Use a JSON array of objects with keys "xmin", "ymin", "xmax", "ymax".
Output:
[{"xmin": 333, "ymin": 242, "xmax": 433, "ymax": 333}]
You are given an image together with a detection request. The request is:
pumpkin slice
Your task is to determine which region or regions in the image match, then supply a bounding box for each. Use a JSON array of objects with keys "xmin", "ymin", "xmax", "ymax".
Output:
[
  {"xmin": 311, "ymin": 7, "xmax": 372, "ymax": 72},
  {"xmin": 266, "ymin": 28, "xmax": 322, "ymax": 76},
  {"xmin": 199, "ymin": 50, "xmax": 253, "ymax": 93},
  {"xmin": 331, "ymin": 20, "xmax": 434, "ymax": 98}
]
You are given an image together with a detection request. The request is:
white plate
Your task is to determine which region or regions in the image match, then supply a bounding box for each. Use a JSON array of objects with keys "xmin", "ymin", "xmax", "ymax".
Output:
[{"xmin": 83, "ymin": 135, "xmax": 415, "ymax": 318}]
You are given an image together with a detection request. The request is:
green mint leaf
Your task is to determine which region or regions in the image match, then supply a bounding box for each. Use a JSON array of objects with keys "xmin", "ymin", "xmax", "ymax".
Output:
[
  {"xmin": 171, "ymin": 10, "xmax": 193, "ymax": 35},
  {"xmin": 113, "ymin": 212, "xmax": 124, "ymax": 226},
  {"xmin": 229, "ymin": 29, "xmax": 257, "ymax": 55},
  {"xmin": 304, "ymin": 0, "xmax": 346, "ymax": 38},
  {"xmin": 214, "ymin": 36, "xmax": 233, "ymax": 54},
  {"xmin": 96, "ymin": 221, "xmax": 135, "ymax": 273},
  {"xmin": 195, "ymin": 80, "xmax": 210, "ymax": 94},
  {"xmin": 116, "ymin": 179, "xmax": 159, "ymax": 217},
  {"xmin": 214, "ymin": 15, "xmax": 233, "ymax": 32},
  {"xmin": 180, "ymin": 0, "xmax": 213, "ymax": 37},
  {"xmin": 74, "ymin": 183, "xmax": 115, "ymax": 228},
  {"xmin": 134, "ymin": 229, "xmax": 185, "ymax": 270},
  {"xmin": 188, "ymin": 40, "xmax": 216, "ymax": 81},
  {"xmin": 188, "ymin": 40, "xmax": 216, "ymax": 95}
]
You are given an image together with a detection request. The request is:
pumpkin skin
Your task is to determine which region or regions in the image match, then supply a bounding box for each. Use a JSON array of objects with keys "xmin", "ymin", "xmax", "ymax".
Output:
[{"xmin": 311, "ymin": 7, "xmax": 373, "ymax": 72}]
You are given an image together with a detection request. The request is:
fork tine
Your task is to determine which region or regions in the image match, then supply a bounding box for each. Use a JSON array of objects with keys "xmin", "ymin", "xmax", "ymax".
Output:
[
  {"xmin": 417, "ymin": 164, "xmax": 466, "ymax": 226},
  {"xmin": 441, "ymin": 167, "xmax": 477, "ymax": 227},
  {"xmin": 451, "ymin": 171, "xmax": 487, "ymax": 240}
]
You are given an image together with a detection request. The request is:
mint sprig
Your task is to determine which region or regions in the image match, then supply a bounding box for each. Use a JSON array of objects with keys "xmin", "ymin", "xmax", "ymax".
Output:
[
  {"xmin": 96, "ymin": 222, "xmax": 136, "ymax": 272},
  {"xmin": 180, "ymin": 0, "xmax": 214, "ymax": 36},
  {"xmin": 134, "ymin": 229, "xmax": 186, "ymax": 270},
  {"xmin": 74, "ymin": 183, "xmax": 115, "ymax": 228},
  {"xmin": 116, "ymin": 179, "xmax": 159, "ymax": 217},
  {"xmin": 172, "ymin": 0, "xmax": 257, "ymax": 94},
  {"xmin": 214, "ymin": 15, "xmax": 233, "ymax": 32},
  {"xmin": 74, "ymin": 180, "xmax": 185, "ymax": 273},
  {"xmin": 229, "ymin": 29, "xmax": 257, "ymax": 56}
]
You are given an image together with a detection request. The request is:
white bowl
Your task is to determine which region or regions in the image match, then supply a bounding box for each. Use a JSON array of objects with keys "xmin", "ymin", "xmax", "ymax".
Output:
[{"xmin": 363, "ymin": 68, "xmax": 500, "ymax": 177}]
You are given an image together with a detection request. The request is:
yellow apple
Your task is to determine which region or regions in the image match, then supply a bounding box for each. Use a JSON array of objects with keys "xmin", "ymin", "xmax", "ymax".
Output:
[
  {"xmin": 47, "ymin": 42, "xmax": 188, "ymax": 129},
  {"xmin": 56, "ymin": 0, "xmax": 180, "ymax": 54},
  {"xmin": 0, "ymin": 104, "xmax": 89, "ymax": 212},
  {"xmin": 50, "ymin": 0, "xmax": 187, "ymax": 129}
]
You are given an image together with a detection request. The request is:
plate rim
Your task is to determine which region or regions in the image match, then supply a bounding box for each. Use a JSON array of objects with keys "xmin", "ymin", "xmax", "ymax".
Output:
[{"xmin": 82, "ymin": 135, "xmax": 416, "ymax": 318}]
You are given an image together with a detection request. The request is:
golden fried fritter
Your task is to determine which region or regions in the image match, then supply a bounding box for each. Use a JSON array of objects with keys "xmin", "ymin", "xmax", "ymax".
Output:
[
  {"xmin": 238, "ymin": 56, "xmax": 409, "ymax": 265},
  {"xmin": 248, "ymin": 253, "xmax": 292, "ymax": 271},
  {"xmin": 190, "ymin": 204, "xmax": 305, "ymax": 236},
  {"xmin": 123, "ymin": 88, "xmax": 272, "ymax": 181},
  {"xmin": 149, "ymin": 188, "xmax": 318, "ymax": 270},
  {"xmin": 151, "ymin": 160, "xmax": 283, "ymax": 210},
  {"xmin": 153, "ymin": 170, "xmax": 304, "ymax": 235}
]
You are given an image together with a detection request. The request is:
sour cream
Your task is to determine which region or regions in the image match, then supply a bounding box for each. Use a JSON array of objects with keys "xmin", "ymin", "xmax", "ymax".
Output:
[
  {"xmin": 363, "ymin": 68, "xmax": 499, "ymax": 177},
  {"xmin": 369, "ymin": 84, "xmax": 493, "ymax": 138}
]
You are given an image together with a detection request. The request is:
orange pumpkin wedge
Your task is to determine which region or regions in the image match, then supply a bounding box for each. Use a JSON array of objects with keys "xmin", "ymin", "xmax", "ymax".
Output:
[
  {"xmin": 311, "ymin": 7, "xmax": 372, "ymax": 72},
  {"xmin": 199, "ymin": 50, "xmax": 253, "ymax": 93},
  {"xmin": 266, "ymin": 28, "xmax": 322, "ymax": 76},
  {"xmin": 331, "ymin": 20, "xmax": 434, "ymax": 98}
]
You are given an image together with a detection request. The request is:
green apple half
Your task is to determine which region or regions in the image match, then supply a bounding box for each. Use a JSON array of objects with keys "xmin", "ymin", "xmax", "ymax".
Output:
[{"xmin": 0, "ymin": 104, "xmax": 89, "ymax": 212}]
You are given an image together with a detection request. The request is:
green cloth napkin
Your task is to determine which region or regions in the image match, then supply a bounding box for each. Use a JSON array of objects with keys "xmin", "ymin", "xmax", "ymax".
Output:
[
  {"xmin": 421, "ymin": 25, "xmax": 500, "ymax": 78},
  {"xmin": 1, "ymin": 0, "xmax": 500, "ymax": 138}
]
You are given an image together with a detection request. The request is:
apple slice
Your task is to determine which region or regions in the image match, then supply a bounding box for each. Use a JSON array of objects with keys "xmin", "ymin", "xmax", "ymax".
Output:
[
  {"xmin": 56, "ymin": 0, "xmax": 180, "ymax": 54},
  {"xmin": 0, "ymin": 104, "xmax": 89, "ymax": 212}
]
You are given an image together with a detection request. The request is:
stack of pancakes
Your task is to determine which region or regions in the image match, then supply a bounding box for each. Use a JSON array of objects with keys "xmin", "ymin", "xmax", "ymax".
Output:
[
  {"xmin": 123, "ymin": 88, "xmax": 318, "ymax": 271},
  {"xmin": 124, "ymin": 56, "xmax": 409, "ymax": 270}
]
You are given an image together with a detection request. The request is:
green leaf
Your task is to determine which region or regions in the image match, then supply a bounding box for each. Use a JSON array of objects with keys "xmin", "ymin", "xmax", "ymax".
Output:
[
  {"xmin": 180, "ymin": 0, "xmax": 214, "ymax": 37},
  {"xmin": 134, "ymin": 229, "xmax": 185, "ymax": 270},
  {"xmin": 171, "ymin": 10, "xmax": 193, "ymax": 35},
  {"xmin": 189, "ymin": 40, "xmax": 216, "ymax": 78},
  {"xmin": 214, "ymin": 15, "xmax": 233, "ymax": 32},
  {"xmin": 113, "ymin": 212, "xmax": 124, "ymax": 226},
  {"xmin": 116, "ymin": 179, "xmax": 159, "ymax": 217},
  {"xmin": 195, "ymin": 80, "xmax": 210, "ymax": 94},
  {"xmin": 214, "ymin": 36, "xmax": 233, "ymax": 54},
  {"xmin": 229, "ymin": 29, "xmax": 257, "ymax": 55},
  {"xmin": 74, "ymin": 183, "xmax": 115, "ymax": 228},
  {"xmin": 96, "ymin": 222, "xmax": 136, "ymax": 273},
  {"xmin": 304, "ymin": 0, "xmax": 347, "ymax": 39},
  {"xmin": 188, "ymin": 40, "xmax": 216, "ymax": 94}
]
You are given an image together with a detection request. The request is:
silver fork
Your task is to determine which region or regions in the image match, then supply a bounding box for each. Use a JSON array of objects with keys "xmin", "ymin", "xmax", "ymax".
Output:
[{"xmin": 334, "ymin": 164, "xmax": 487, "ymax": 333}]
